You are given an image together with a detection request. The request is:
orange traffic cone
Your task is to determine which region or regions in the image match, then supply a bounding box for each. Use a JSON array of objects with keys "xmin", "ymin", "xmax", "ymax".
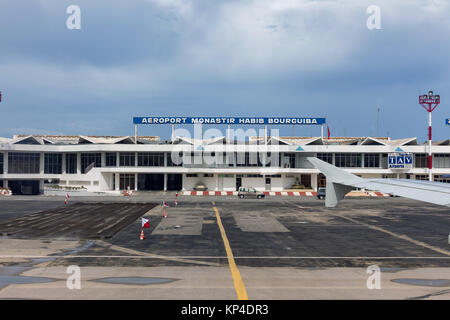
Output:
[{"xmin": 140, "ymin": 229, "xmax": 145, "ymax": 240}]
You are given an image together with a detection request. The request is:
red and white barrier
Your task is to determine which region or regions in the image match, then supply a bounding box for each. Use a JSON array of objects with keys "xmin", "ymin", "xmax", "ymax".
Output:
[
  {"xmin": 182, "ymin": 191, "xmax": 318, "ymax": 197},
  {"xmin": 182, "ymin": 190, "xmax": 390, "ymax": 197}
]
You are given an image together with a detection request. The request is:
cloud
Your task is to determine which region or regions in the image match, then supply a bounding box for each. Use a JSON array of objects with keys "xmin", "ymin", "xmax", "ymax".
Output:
[{"xmin": 0, "ymin": 0, "xmax": 449, "ymax": 139}]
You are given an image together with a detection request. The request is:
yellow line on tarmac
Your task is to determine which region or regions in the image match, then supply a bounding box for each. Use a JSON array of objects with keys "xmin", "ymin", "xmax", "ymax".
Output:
[{"xmin": 213, "ymin": 204, "xmax": 248, "ymax": 300}]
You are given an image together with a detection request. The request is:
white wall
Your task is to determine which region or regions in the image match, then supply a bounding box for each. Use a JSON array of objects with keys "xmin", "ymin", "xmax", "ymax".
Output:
[{"xmin": 241, "ymin": 177, "xmax": 265, "ymax": 191}]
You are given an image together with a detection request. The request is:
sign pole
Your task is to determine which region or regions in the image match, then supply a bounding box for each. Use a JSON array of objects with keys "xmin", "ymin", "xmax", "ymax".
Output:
[
  {"xmin": 419, "ymin": 91, "xmax": 440, "ymax": 182},
  {"xmin": 134, "ymin": 125, "xmax": 137, "ymax": 144}
]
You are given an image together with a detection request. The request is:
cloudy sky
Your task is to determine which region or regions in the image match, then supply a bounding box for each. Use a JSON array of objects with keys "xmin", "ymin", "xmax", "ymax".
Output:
[{"xmin": 0, "ymin": 0, "xmax": 449, "ymax": 140}]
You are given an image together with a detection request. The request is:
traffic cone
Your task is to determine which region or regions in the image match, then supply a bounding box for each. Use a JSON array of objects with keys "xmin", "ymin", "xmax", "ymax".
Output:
[{"xmin": 140, "ymin": 229, "xmax": 145, "ymax": 240}]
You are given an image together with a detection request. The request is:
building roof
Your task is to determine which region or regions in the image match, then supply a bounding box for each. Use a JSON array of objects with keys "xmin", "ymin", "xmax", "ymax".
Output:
[
  {"xmin": 9, "ymin": 135, "xmax": 160, "ymax": 145},
  {"xmin": 0, "ymin": 134, "xmax": 433, "ymax": 147}
]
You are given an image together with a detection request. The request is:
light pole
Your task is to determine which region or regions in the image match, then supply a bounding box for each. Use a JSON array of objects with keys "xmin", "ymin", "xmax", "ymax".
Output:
[{"xmin": 419, "ymin": 91, "xmax": 440, "ymax": 181}]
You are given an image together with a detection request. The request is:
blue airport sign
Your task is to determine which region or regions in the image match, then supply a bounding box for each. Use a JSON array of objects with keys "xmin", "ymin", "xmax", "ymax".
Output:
[
  {"xmin": 388, "ymin": 153, "xmax": 413, "ymax": 169},
  {"xmin": 446, "ymin": 118, "xmax": 450, "ymax": 125},
  {"xmin": 133, "ymin": 117, "xmax": 326, "ymax": 125}
]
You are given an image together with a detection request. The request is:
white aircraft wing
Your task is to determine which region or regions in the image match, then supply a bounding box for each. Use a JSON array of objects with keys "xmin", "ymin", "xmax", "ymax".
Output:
[{"xmin": 307, "ymin": 157, "xmax": 450, "ymax": 207}]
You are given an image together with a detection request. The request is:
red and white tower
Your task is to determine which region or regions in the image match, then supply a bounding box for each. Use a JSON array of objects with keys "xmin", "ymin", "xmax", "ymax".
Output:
[{"xmin": 419, "ymin": 91, "xmax": 440, "ymax": 181}]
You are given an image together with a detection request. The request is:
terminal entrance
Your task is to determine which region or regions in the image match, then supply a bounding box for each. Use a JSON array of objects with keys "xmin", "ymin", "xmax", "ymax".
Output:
[
  {"xmin": 138, "ymin": 174, "xmax": 164, "ymax": 190},
  {"xmin": 317, "ymin": 174, "xmax": 326, "ymax": 188},
  {"xmin": 167, "ymin": 174, "xmax": 182, "ymax": 191},
  {"xmin": 8, "ymin": 180, "xmax": 40, "ymax": 195}
]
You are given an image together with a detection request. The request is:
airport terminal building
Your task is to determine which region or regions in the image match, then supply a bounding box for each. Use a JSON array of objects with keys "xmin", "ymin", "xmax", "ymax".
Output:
[{"xmin": 1, "ymin": 133, "xmax": 450, "ymax": 195}]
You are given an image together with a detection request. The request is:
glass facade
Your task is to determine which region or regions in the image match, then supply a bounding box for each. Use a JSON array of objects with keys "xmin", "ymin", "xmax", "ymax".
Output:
[
  {"xmin": 8, "ymin": 152, "xmax": 40, "ymax": 174},
  {"xmin": 0, "ymin": 153, "xmax": 3, "ymax": 174},
  {"xmin": 364, "ymin": 154, "xmax": 380, "ymax": 168},
  {"xmin": 167, "ymin": 152, "xmax": 182, "ymax": 167},
  {"xmin": 284, "ymin": 153, "xmax": 296, "ymax": 168},
  {"xmin": 138, "ymin": 152, "xmax": 164, "ymax": 166},
  {"xmin": 317, "ymin": 153, "xmax": 333, "ymax": 164},
  {"xmin": 120, "ymin": 152, "xmax": 135, "ymax": 167},
  {"xmin": 434, "ymin": 154, "xmax": 450, "ymax": 168},
  {"xmin": 415, "ymin": 154, "xmax": 428, "ymax": 168},
  {"xmin": 335, "ymin": 153, "xmax": 362, "ymax": 168},
  {"xmin": 300, "ymin": 174, "xmax": 311, "ymax": 188},
  {"xmin": 105, "ymin": 152, "xmax": 117, "ymax": 167},
  {"xmin": 119, "ymin": 174, "xmax": 135, "ymax": 190},
  {"xmin": 66, "ymin": 153, "xmax": 77, "ymax": 174},
  {"xmin": 44, "ymin": 153, "xmax": 62, "ymax": 174},
  {"xmin": 80, "ymin": 153, "xmax": 101, "ymax": 173},
  {"xmin": 236, "ymin": 153, "xmax": 260, "ymax": 167}
]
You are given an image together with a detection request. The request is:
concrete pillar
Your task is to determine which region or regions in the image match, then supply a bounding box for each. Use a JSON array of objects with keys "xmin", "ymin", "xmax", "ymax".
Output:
[
  {"xmin": 311, "ymin": 173, "xmax": 318, "ymax": 191},
  {"xmin": 77, "ymin": 152, "xmax": 81, "ymax": 174},
  {"xmin": 40, "ymin": 152, "xmax": 44, "ymax": 174},
  {"xmin": 215, "ymin": 174, "xmax": 219, "ymax": 191},
  {"xmin": 164, "ymin": 152, "xmax": 167, "ymax": 167},
  {"xmin": 4, "ymin": 151, "xmax": 8, "ymax": 174},
  {"xmin": 164, "ymin": 173, "xmax": 167, "ymax": 191},
  {"xmin": 62, "ymin": 153, "xmax": 66, "ymax": 174},
  {"xmin": 4, "ymin": 180, "xmax": 8, "ymax": 189},
  {"xmin": 39, "ymin": 179, "xmax": 44, "ymax": 194},
  {"xmin": 181, "ymin": 174, "xmax": 186, "ymax": 191},
  {"xmin": 115, "ymin": 173, "xmax": 120, "ymax": 191},
  {"xmin": 135, "ymin": 152, "xmax": 138, "ymax": 167},
  {"xmin": 101, "ymin": 152, "xmax": 106, "ymax": 167},
  {"xmin": 361, "ymin": 153, "xmax": 365, "ymax": 168},
  {"xmin": 134, "ymin": 173, "xmax": 138, "ymax": 191},
  {"xmin": 116, "ymin": 152, "xmax": 120, "ymax": 167}
]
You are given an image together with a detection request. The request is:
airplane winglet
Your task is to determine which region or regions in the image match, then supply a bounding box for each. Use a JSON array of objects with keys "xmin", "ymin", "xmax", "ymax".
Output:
[{"xmin": 307, "ymin": 157, "xmax": 361, "ymax": 207}]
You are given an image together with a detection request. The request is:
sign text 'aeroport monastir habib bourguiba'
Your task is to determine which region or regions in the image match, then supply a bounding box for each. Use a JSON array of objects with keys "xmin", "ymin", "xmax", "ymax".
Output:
[{"xmin": 133, "ymin": 117, "xmax": 326, "ymax": 125}]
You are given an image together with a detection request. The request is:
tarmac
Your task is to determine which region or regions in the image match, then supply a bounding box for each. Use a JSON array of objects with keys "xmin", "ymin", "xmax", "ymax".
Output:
[{"xmin": 0, "ymin": 194, "xmax": 450, "ymax": 299}]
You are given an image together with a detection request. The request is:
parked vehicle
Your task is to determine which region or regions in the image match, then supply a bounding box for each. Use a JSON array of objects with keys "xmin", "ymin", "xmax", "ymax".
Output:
[
  {"xmin": 317, "ymin": 187, "xmax": 326, "ymax": 200},
  {"xmin": 238, "ymin": 187, "xmax": 265, "ymax": 199}
]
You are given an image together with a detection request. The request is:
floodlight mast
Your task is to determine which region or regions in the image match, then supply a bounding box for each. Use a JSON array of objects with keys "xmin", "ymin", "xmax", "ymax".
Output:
[{"xmin": 419, "ymin": 91, "xmax": 440, "ymax": 181}]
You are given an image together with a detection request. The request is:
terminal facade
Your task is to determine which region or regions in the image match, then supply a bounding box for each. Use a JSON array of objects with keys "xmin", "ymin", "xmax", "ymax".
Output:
[{"xmin": 1, "ymin": 134, "xmax": 450, "ymax": 195}]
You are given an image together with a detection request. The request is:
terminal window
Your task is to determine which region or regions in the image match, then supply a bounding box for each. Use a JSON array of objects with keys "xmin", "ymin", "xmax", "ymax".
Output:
[
  {"xmin": 44, "ymin": 153, "xmax": 62, "ymax": 174},
  {"xmin": 65, "ymin": 153, "xmax": 77, "ymax": 174},
  {"xmin": 120, "ymin": 152, "xmax": 135, "ymax": 167},
  {"xmin": 167, "ymin": 152, "xmax": 182, "ymax": 167},
  {"xmin": 81, "ymin": 153, "xmax": 101, "ymax": 173},
  {"xmin": 284, "ymin": 153, "xmax": 296, "ymax": 168},
  {"xmin": 8, "ymin": 152, "xmax": 40, "ymax": 174},
  {"xmin": 119, "ymin": 174, "xmax": 135, "ymax": 190},
  {"xmin": 138, "ymin": 152, "xmax": 164, "ymax": 166},
  {"xmin": 0, "ymin": 153, "xmax": 3, "ymax": 174},
  {"xmin": 415, "ymin": 154, "xmax": 428, "ymax": 168},
  {"xmin": 335, "ymin": 153, "xmax": 362, "ymax": 168},
  {"xmin": 105, "ymin": 153, "xmax": 117, "ymax": 167},
  {"xmin": 364, "ymin": 154, "xmax": 380, "ymax": 168},
  {"xmin": 317, "ymin": 153, "xmax": 333, "ymax": 164},
  {"xmin": 434, "ymin": 154, "xmax": 450, "ymax": 168}
]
